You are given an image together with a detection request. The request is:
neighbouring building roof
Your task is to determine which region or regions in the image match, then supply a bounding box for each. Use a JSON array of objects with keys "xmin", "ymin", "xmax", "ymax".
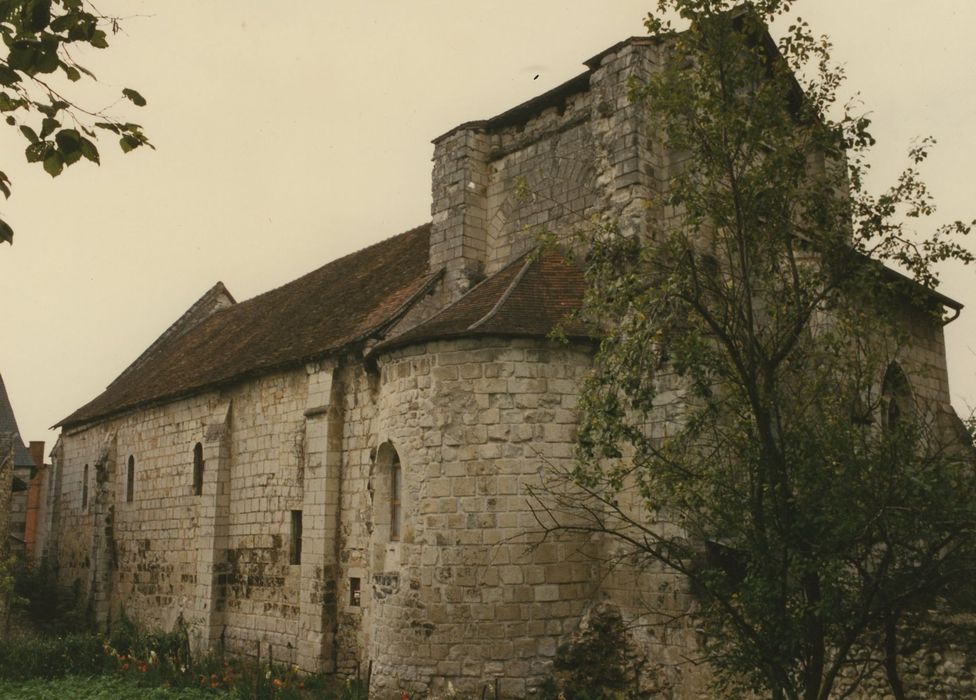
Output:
[
  {"xmin": 374, "ymin": 248, "xmax": 592, "ymax": 354},
  {"xmin": 59, "ymin": 224, "xmax": 440, "ymax": 429},
  {"xmin": 0, "ymin": 372, "xmax": 36, "ymax": 468}
]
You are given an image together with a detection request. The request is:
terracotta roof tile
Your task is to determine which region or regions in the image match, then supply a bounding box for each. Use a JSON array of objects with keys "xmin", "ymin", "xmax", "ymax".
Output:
[
  {"xmin": 59, "ymin": 224, "xmax": 435, "ymax": 428},
  {"xmin": 375, "ymin": 247, "xmax": 593, "ymax": 353}
]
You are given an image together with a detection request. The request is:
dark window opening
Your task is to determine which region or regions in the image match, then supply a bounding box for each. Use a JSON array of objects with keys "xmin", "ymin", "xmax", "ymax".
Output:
[
  {"xmin": 290, "ymin": 510, "xmax": 303, "ymax": 565},
  {"xmin": 350, "ymin": 577, "xmax": 361, "ymax": 606},
  {"xmin": 126, "ymin": 455, "xmax": 135, "ymax": 503},
  {"xmin": 882, "ymin": 363, "xmax": 914, "ymax": 432},
  {"xmin": 81, "ymin": 464, "xmax": 89, "ymax": 509},
  {"xmin": 391, "ymin": 455, "xmax": 402, "ymax": 542},
  {"xmin": 192, "ymin": 442, "xmax": 204, "ymax": 496}
]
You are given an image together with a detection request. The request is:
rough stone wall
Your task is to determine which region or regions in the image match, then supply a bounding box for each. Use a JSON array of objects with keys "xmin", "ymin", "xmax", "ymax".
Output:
[
  {"xmin": 856, "ymin": 618, "xmax": 976, "ymax": 699},
  {"xmin": 33, "ymin": 439, "xmax": 62, "ymax": 566},
  {"xmin": 891, "ymin": 302, "xmax": 952, "ymax": 408},
  {"xmin": 54, "ymin": 373, "xmax": 312, "ymax": 659},
  {"xmin": 430, "ymin": 39, "xmax": 669, "ymax": 303},
  {"xmin": 7, "ymin": 466, "xmax": 27, "ymax": 553},
  {"xmin": 483, "ymin": 101, "xmax": 599, "ymax": 271},
  {"xmin": 220, "ymin": 371, "xmax": 307, "ymax": 663},
  {"xmin": 57, "ymin": 392, "xmax": 218, "ymax": 630},
  {"xmin": 483, "ymin": 40, "xmax": 666, "ymax": 276},
  {"xmin": 361, "ymin": 338, "xmax": 595, "ymax": 697},
  {"xmin": 592, "ymin": 363, "xmax": 709, "ymax": 699}
]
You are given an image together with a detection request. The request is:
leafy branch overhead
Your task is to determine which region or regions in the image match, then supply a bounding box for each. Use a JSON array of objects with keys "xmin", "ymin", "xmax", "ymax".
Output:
[{"xmin": 0, "ymin": 0, "xmax": 152, "ymax": 244}]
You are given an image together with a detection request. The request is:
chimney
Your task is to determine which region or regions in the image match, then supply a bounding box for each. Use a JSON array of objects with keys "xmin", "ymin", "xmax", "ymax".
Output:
[
  {"xmin": 429, "ymin": 124, "xmax": 490, "ymax": 303},
  {"xmin": 29, "ymin": 440, "xmax": 44, "ymax": 468}
]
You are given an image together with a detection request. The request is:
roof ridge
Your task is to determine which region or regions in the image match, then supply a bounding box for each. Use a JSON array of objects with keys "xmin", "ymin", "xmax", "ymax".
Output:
[
  {"xmin": 238, "ymin": 223, "xmax": 433, "ymax": 308},
  {"xmin": 108, "ymin": 281, "xmax": 236, "ymax": 390},
  {"xmin": 467, "ymin": 256, "xmax": 534, "ymax": 331}
]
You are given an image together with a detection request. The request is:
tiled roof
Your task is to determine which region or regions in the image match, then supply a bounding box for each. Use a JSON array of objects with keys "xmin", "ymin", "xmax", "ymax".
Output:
[
  {"xmin": 108, "ymin": 281, "xmax": 236, "ymax": 391},
  {"xmin": 375, "ymin": 247, "xmax": 593, "ymax": 353},
  {"xmin": 59, "ymin": 224, "xmax": 437, "ymax": 429},
  {"xmin": 0, "ymin": 372, "xmax": 36, "ymax": 468}
]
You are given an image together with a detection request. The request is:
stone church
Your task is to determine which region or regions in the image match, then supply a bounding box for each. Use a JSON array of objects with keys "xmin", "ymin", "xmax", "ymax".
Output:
[{"xmin": 33, "ymin": 34, "xmax": 967, "ymax": 698}]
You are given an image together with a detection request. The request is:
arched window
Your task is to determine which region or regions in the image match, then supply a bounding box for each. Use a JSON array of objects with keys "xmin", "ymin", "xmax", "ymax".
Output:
[
  {"xmin": 391, "ymin": 454, "xmax": 402, "ymax": 542},
  {"xmin": 881, "ymin": 363, "xmax": 914, "ymax": 432},
  {"xmin": 126, "ymin": 455, "xmax": 135, "ymax": 503},
  {"xmin": 81, "ymin": 464, "xmax": 89, "ymax": 509},
  {"xmin": 373, "ymin": 442, "xmax": 404, "ymax": 543},
  {"xmin": 192, "ymin": 442, "xmax": 204, "ymax": 496}
]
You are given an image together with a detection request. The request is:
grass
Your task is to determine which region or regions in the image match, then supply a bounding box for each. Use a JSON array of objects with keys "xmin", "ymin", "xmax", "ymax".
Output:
[{"xmin": 0, "ymin": 675, "xmax": 231, "ymax": 699}]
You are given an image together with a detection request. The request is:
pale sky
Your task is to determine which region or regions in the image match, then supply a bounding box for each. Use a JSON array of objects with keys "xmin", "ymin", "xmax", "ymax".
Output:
[{"xmin": 0, "ymin": 1, "xmax": 974, "ymax": 451}]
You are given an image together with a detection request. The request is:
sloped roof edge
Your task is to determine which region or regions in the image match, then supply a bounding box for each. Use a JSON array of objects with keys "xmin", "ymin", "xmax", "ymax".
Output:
[
  {"xmin": 57, "ymin": 224, "xmax": 435, "ymax": 430},
  {"xmin": 108, "ymin": 281, "xmax": 237, "ymax": 391},
  {"xmin": 372, "ymin": 247, "xmax": 594, "ymax": 356}
]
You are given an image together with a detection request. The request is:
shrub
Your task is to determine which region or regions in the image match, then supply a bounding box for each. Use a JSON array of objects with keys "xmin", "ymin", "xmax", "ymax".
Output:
[
  {"xmin": 12, "ymin": 558, "xmax": 87, "ymax": 633},
  {"xmin": 0, "ymin": 632, "xmax": 108, "ymax": 681},
  {"xmin": 0, "ymin": 675, "xmax": 230, "ymax": 698}
]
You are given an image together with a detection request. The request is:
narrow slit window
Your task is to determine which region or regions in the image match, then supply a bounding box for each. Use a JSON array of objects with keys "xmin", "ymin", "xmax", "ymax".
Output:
[
  {"xmin": 350, "ymin": 577, "xmax": 361, "ymax": 607},
  {"xmin": 290, "ymin": 510, "xmax": 303, "ymax": 565},
  {"xmin": 391, "ymin": 455, "xmax": 402, "ymax": 542},
  {"xmin": 192, "ymin": 442, "xmax": 204, "ymax": 496},
  {"xmin": 881, "ymin": 363, "xmax": 914, "ymax": 432},
  {"xmin": 81, "ymin": 464, "xmax": 89, "ymax": 509},
  {"xmin": 126, "ymin": 455, "xmax": 135, "ymax": 503}
]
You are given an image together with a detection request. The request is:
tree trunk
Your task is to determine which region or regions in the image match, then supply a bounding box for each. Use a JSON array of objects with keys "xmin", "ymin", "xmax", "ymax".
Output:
[{"xmin": 883, "ymin": 611, "xmax": 907, "ymax": 700}]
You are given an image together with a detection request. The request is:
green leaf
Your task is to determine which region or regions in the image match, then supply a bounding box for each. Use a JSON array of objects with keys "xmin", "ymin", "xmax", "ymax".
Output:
[
  {"xmin": 61, "ymin": 147, "xmax": 81, "ymax": 166},
  {"xmin": 0, "ymin": 217, "xmax": 13, "ymax": 245},
  {"xmin": 0, "ymin": 66, "xmax": 20, "ymax": 85},
  {"xmin": 35, "ymin": 46, "xmax": 60, "ymax": 74},
  {"xmin": 80, "ymin": 137, "xmax": 99, "ymax": 165},
  {"xmin": 36, "ymin": 101, "xmax": 63, "ymax": 118},
  {"xmin": 62, "ymin": 64, "xmax": 80, "ymax": 81},
  {"xmin": 21, "ymin": 0, "xmax": 52, "ymax": 32},
  {"xmin": 121, "ymin": 87, "xmax": 146, "ymax": 107},
  {"xmin": 0, "ymin": 92, "xmax": 20, "ymax": 111},
  {"xmin": 94, "ymin": 121, "xmax": 120, "ymax": 134},
  {"xmin": 119, "ymin": 134, "xmax": 141, "ymax": 153},
  {"xmin": 5, "ymin": 116, "xmax": 15, "ymax": 126},
  {"xmin": 74, "ymin": 63, "xmax": 96, "ymax": 80},
  {"xmin": 25, "ymin": 141, "xmax": 49, "ymax": 163},
  {"xmin": 19, "ymin": 125, "xmax": 38, "ymax": 143},
  {"xmin": 66, "ymin": 16, "xmax": 97, "ymax": 42},
  {"xmin": 39, "ymin": 117, "xmax": 59, "ymax": 139},
  {"xmin": 89, "ymin": 29, "xmax": 108, "ymax": 49},
  {"xmin": 49, "ymin": 13, "xmax": 73, "ymax": 33},
  {"xmin": 55, "ymin": 127, "xmax": 80, "ymax": 154},
  {"xmin": 7, "ymin": 43, "xmax": 38, "ymax": 72},
  {"xmin": 42, "ymin": 150, "xmax": 62, "ymax": 176}
]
